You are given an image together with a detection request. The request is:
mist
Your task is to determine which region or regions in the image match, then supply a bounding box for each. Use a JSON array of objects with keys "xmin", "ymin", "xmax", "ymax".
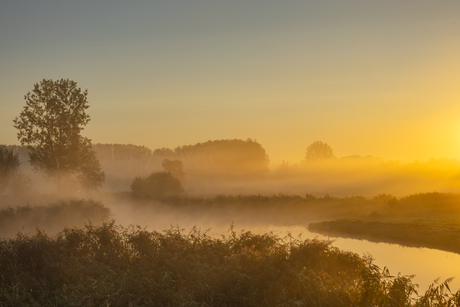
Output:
[{"xmin": 3, "ymin": 139, "xmax": 460, "ymax": 238}]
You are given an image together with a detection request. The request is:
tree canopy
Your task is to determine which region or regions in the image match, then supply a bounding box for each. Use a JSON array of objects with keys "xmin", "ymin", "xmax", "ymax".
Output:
[
  {"xmin": 162, "ymin": 159, "xmax": 185, "ymax": 181},
  {"xmin": 304, "ymin": 141, "xmax": 336, "ymax": 162},
  {"xmin": 0, "ymin": 146, "xmax": 21, "ymax": 194},
  {"xmin": 131, "ymin": 171, "xmax": 185, "ymax": 199},
  {"xmin": 13, "ymin": 79, "xmax": 104, "ymax": 190},
  {"xmin": 154, "ymin": 139, "xmax": 270, "ymax": 177}
]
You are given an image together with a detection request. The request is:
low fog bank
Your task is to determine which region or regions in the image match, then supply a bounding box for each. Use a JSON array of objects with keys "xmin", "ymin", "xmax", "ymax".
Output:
[
  {"xmin": 3, "ymin": 140, "xmax": 460, "ymax": 238},
  {"xmin": 6, "ymin": 141, "xmax": 460, "ymax": 198},
  {"xmin": 3, "ymin": 186, "xmax": 460, "ymax": 240},
  {"xmin": 94, "ymin": 141, "xmax": 460, "ymax": 198},
  {"xmin": 104, "ymin": 193, "xmax": 388, "ymax": 237},
  {"xmin": 0, "ymin": 199, "xmax": 110, "ymax": 238}
]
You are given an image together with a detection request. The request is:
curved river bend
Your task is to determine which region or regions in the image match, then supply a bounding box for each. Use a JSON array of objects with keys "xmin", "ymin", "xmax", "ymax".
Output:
[{"xmin": 258, "ymin": 225, "xmax": 460, "ymax": 295}]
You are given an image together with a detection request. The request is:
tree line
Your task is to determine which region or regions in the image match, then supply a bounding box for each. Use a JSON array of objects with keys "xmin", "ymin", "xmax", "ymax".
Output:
[{"xmin": 0, "ymin": 77, "xmax": 364, "ymax": 196}]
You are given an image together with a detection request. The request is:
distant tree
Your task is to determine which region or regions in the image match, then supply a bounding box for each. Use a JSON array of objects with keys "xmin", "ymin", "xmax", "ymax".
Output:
[
  {"xmin": 0, "ymin": 146, "xmax": 21, "ymax": 194},
  {"xmin": 171, "ymin": 139, "xmax": 270, "ymax": 176},
  {"xmin": 131, "ymin": 171, "xmax": 185, "ymax": 199},
  {"xmin": 77, "ymin": 147, "xmax": 106, "ymax": 190},
  {"xmin": 153, "ymin": 147, "xmax": 174, "ymax": 158},
  {"xmin": 13, "ymin": 79, "xmax": 105, "ymax": 190},
  {"xmin": 304, "ymin": 141, "xmax": 335, "ymax": 162},
  {"xmin": 162, "ymin": 159, "xmax": 185, "ymax": 180}
]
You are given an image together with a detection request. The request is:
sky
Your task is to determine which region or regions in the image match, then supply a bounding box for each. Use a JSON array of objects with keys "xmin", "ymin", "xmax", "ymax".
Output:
[{"xmin": 1, "ymin": 1, "xmax": 460, "ymax": 166}]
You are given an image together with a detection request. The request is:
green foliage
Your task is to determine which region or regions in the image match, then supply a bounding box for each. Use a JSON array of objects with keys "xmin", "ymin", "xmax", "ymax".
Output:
[
  {"xmin": 2, "ymin": 222, "xmax": 450, "ymax": 306},
  {"xmin": 13, "ymin": 79, "xmax": 105, "ymax": 190},
  {"xmin": 131, "ymin": 171, "xmax": 185, "ymax": 200}
]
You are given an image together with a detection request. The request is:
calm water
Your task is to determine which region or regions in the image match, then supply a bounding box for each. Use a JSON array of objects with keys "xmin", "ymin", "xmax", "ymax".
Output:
[
  {"xmin": 113, "ymin": 204, "xmax": 460, "ymax": 295},
  {"xmin": 253, "ymin": 225, "xmax": 460, "ymax": 294}
]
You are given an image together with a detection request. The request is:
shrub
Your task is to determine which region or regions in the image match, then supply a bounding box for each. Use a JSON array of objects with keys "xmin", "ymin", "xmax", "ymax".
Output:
[
  {"xmin": 131, "ymin": 171, "xmax": 185, "ymax": 200},
  {"xmin": 0, "ymin": 223, "xmax": 440, "ymax": 306}
]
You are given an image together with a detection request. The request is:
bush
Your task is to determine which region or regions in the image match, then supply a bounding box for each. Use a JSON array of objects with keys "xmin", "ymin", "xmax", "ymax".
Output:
[
  {"xmin": 131, "ymin": 171, "xmax": 185, "ymax": 200},
  {"xmin": 0, "ymin": 223, "xmax": 444, "ymax": 306}
]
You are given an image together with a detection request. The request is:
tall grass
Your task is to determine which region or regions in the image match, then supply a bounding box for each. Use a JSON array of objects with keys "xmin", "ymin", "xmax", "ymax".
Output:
[{"xmin": 1, "ymin": 222, "xmax": 456, "ymax": 306}]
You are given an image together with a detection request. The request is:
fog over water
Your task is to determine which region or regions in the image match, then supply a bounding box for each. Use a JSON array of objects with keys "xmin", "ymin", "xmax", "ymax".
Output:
[{"xmin": 3, "ymin": 140, "xmax": 460, "ymax": 296}]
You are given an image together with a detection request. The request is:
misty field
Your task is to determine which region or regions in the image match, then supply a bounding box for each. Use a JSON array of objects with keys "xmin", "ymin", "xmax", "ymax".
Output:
[
  {"xmin": 3, "ymin": 0, "xmax": 460, "ymax": 303},
  {"xmin": 4, "ymin": 142, "xmax": 460, "ymax": 305}
]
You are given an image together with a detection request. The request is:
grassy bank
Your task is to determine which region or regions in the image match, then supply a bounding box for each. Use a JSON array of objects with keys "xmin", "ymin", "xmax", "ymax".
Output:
[
  {"xmin": 309, "ymin": 219, "xmax": 460, "ymax": 255},
  {"xmin": 308, "ymin": 193, "xmax": 460, "ymax": 255},
  {"xmin": 1, "ymin": 222, "xmax": 459, "ymax": 306},
  {"xmin": 115, "ymin": 193, "xmax": 388, "ymax": 226}
]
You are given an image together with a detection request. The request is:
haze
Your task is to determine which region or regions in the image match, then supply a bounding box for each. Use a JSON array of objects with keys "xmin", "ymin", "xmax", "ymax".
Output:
[{"xmin": 1, "ymin": 1, "xmax": 460, "ymax": 166}]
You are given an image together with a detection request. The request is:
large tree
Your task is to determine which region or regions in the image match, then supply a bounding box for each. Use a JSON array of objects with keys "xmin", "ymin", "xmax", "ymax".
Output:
[
  {"xmin": 0, "ymin": 146, "xmax": 21, "ymax": 194},
  {"xmin": 162, "ymin": 159, "xmax": 185, "ymax": 181},
  {"xmin": 13, "ymin": 79, "xmax": 104, "ymax": 190},
  {"xmin": 304, "ymin": 141, "xmax": 336, "ymax": 162}
]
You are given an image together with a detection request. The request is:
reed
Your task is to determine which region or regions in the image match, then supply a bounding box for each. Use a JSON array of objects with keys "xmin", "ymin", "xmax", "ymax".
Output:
[{"xmin": 0, "ymin": 221, "xmax": 457, "ymax": 306}]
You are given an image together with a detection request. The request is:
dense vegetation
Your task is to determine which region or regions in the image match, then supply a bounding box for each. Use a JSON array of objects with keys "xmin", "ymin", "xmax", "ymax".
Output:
[
  {"xmin": 309, "ymin": 193, "xmax": 460, "ymax": 255},
  {"xmin": 92, "ymin": 139, "xmax": 270, "ymax": 181},
  {"xmin": 309, "ymin": 219, "xmax": 460, "ymax": 255},
  {"xmin": 1, "ymin": 222, "xmax": 458, "ymax": 306},
  {"xmin": 0, "ymin": 200, "xmax": 110, "ymax": 238},
  {"xmin": 131, "ymin": 171, "xmax": 185, "ymax": 200},
  {"xmin": 13, "ymin": 79, "xmax": 105, "ymax": 190}
]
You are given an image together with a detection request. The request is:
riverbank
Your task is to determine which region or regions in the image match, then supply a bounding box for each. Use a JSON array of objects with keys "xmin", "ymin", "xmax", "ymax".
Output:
[
  {"xmin": 309, "ymin": 219, "xmax": 460, "ymax": 255},
  {"xmin": 2, "ymin": 221, "xmax": 460, "ymax": 306}
]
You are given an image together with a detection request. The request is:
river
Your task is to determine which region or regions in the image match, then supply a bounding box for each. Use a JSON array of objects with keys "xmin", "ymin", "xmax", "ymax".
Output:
[
  {"xmin": 112, "ymin": 202, "xmax": 460, "ymax": 295},
  {"xmin": 252, "ymin": 225, "xmax": 460, "ymax": 295}
]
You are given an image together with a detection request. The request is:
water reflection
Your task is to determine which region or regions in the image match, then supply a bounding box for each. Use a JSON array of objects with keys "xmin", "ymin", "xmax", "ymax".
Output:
[{"xmin": 257, "ymin": 225, "xmax": 460, "ymax": 294}]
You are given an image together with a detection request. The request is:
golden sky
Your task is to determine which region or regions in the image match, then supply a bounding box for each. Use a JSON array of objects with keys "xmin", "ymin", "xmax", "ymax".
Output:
[{"xmin": 1, "ymin": 1, "xmax": 459, "ymax": 166}]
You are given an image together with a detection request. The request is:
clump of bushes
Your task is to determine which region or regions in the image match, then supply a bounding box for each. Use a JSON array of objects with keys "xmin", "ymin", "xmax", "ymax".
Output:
[
  {"xmin": 0, "ymin": 199, "xmax": 110, "ymax": 238},
  {"xmin": 1, "ymin": 222, "xmax": 458, "ymax": 306},
  {"xmin": 131, "ymin": 171, "xmax": 185, "ymax": 200}
]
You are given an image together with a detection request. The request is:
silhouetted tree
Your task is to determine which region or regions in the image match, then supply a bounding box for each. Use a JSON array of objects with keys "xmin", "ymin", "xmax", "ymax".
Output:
[
  {"xmin": 171, "ymin": 139, "xmax": 270, "ymax": 176},
  {"xmin": 304, "ymin": 141, "xmax": 335, "ymax": 162},
  {"xmin": 162, "ymin": 159, "xmax": 185, "ymax": 181},
  {"xmin": 153, "ymin": 147, "xmax": 174, "ymax": 158},
  {"xmin": 131, "ymin": 171, "xmax": 185, "ymax": 199},
  {"xmin": 13, "ymin": 79, "xmax": 105, "ymax": 190},
  {"xmin": 0, "ymin": 146, "xmax": 21, "ymax": 194}
]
